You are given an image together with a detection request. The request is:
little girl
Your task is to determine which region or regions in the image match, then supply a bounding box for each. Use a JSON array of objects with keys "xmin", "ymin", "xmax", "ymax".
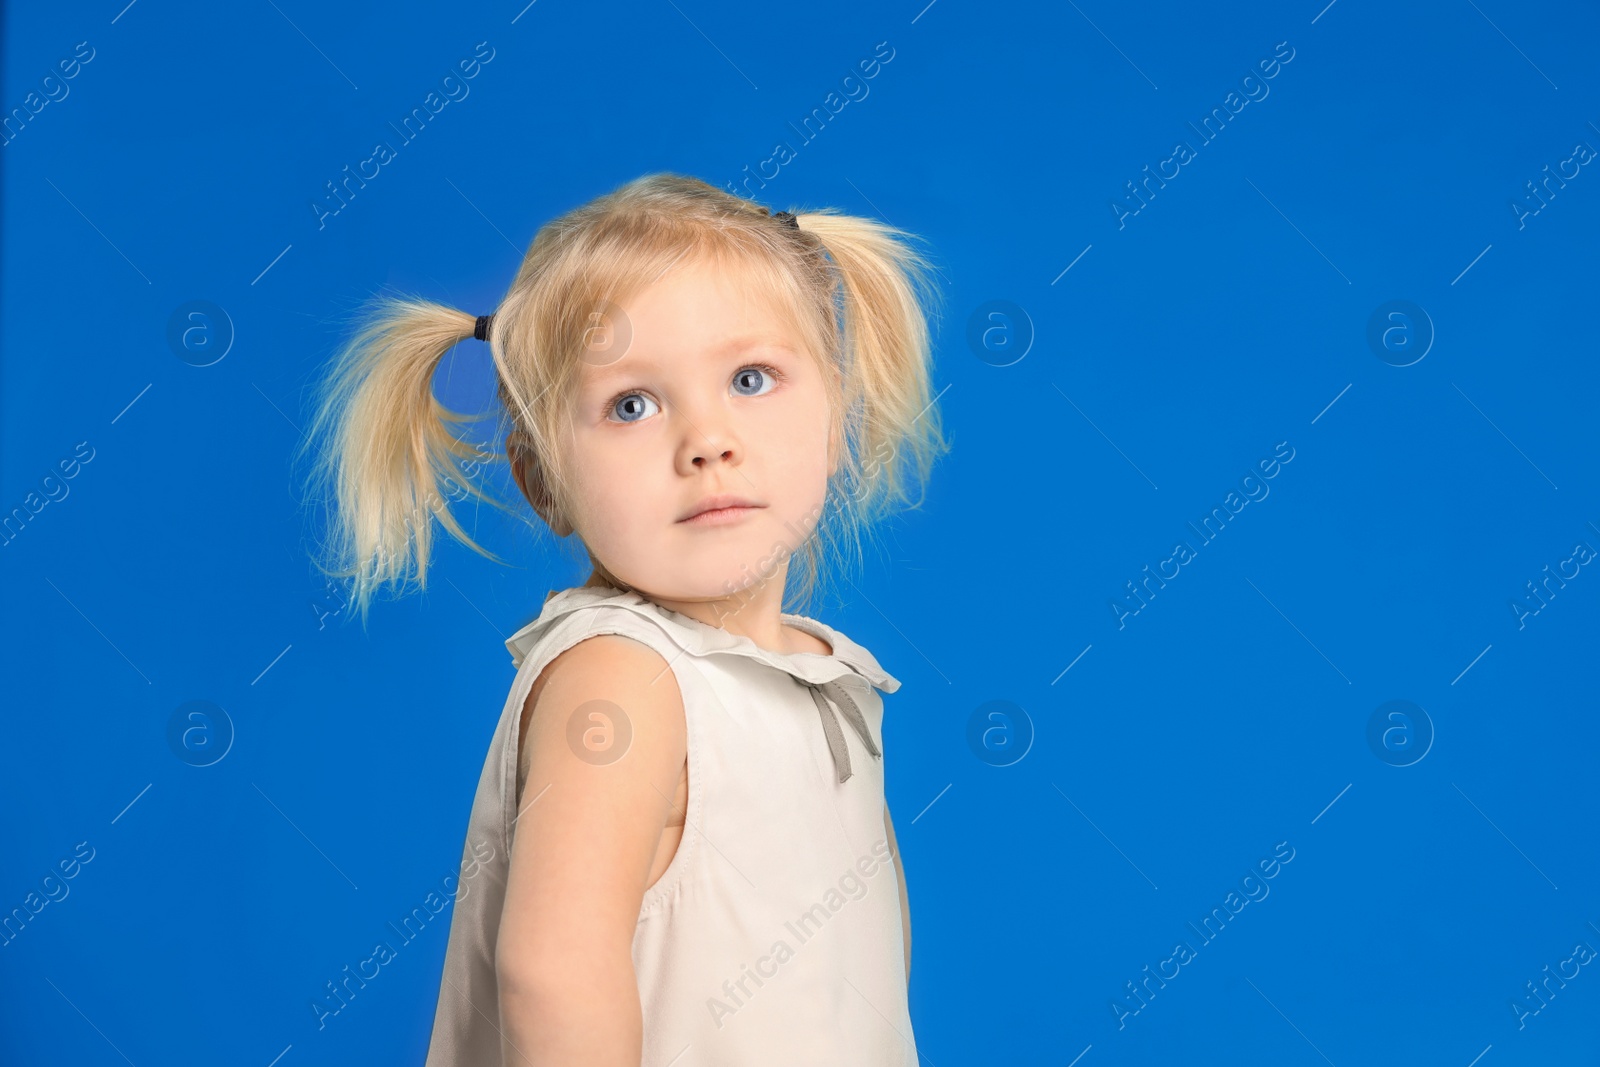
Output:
[{"xmin": 300, "ymin": 174, "xmax": 949, "ymax": 1065}]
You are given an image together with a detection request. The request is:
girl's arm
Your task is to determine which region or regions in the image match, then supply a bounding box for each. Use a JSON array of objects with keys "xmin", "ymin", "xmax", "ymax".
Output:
[
  {"xmin": 496, "ymin": 634, "xmax": 688, "ymax": 1066},
  {"xmin": 884, "ymin": 802, "xmax": 910, "ymax": 983}
]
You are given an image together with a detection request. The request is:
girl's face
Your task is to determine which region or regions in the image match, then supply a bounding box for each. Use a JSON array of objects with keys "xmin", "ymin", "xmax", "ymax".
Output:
[{"xmin": 560, "ymin": 254, "xmax": 834, "ymax": 604}]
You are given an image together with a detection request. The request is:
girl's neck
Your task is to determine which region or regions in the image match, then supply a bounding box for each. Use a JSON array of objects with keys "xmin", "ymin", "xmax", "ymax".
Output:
[{"xmin": 587, "ymin": 571, "xmax": 830, "ymax": 657}]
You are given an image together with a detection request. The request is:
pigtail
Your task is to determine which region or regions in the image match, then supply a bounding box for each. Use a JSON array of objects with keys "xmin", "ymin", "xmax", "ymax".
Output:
[
  {"xmin": 797, "ymin": 210, "xmax": 951, "ymax": 522},
  {"xmin": 296, "ymin": 294, "xmax": 511, "ymax": 628}
]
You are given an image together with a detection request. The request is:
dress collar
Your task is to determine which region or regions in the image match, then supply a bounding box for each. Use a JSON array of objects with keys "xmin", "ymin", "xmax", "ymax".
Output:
[{"xmin": 504, "ymin": 585, "xmax": 901, "ymax": 694}]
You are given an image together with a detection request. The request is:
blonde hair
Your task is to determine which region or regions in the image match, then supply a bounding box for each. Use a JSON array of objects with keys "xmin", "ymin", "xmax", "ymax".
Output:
[{"xmin": 297, "ymin": 172, "xmax": 950, "ymax": 626}]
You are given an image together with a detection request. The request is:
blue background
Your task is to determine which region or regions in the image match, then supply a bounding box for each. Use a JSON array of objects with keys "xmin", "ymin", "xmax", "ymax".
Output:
[{"xmin": 3, "ymin": 0, "xmax": 1597, "ymax": 1064}]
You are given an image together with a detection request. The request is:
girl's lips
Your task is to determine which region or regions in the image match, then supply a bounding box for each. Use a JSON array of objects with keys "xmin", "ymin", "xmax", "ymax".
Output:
[{"xmin": 679, "ymin": 505, "xmax": 761, "ymax": 527}]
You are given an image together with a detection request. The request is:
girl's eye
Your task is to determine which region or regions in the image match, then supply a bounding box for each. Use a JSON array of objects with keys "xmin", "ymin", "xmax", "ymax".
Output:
[
  {"xmin": 604, "ymin": 363, "xmax": 782, "ymax": 424},
  {"xmin": 731, "ymin": 363, "xmax": 782, "ymax": 398},
  {"xmin": 607, "ymin": 391, "xmax": 660, "ymax": 424}
]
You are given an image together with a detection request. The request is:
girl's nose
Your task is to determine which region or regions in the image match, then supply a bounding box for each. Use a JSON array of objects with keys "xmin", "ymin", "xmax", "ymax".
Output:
[
  {"xmin": 693, "ymin": 447, "xmax": 735, "ymax": 468},
  {"xmin": 677, "ymin": 409, "xmax": 743, "ymax": 473}
]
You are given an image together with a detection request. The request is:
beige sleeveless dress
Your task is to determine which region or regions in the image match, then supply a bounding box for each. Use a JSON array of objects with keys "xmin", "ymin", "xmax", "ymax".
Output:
[{"xmin": 422, "ymin": 584, "xmax": 918, "ymax": 1066}]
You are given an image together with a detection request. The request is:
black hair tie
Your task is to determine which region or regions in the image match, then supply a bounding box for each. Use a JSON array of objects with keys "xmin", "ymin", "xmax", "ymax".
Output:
[
  {"xmin": 474, "ymin": 314, "xmax": 493, "ymax": 342},
  {"xmin": 760, "ymin": 205, "xmax": 800, "ymax": 230}
]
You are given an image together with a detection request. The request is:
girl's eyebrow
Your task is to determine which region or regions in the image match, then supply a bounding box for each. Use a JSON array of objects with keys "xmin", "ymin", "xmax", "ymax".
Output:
[
  {"xmin": 712, "ymin": 334, "xmax": 797, "ymax": 355},
  {"xmin": 580, "ymin": 336, "xmax": 798, "ymax": 385}
]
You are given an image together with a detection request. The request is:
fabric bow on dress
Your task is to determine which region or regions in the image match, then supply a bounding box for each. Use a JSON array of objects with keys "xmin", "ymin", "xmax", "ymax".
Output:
[{"xmin": 797, "ymin": 677, "xmax": 882, "ymax": 784}]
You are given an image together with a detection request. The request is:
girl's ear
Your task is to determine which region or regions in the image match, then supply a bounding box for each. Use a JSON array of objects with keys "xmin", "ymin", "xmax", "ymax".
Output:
[{"xmin": 507, "ymin": 431, "xmax": 575, "ymax": 538}]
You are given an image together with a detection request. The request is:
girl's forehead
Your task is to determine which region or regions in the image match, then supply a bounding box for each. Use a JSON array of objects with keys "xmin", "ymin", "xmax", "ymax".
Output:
[
  {"xmin": 602, "ymin": 253, "xmax": 815, "ymax": 357},
  {"xmin": 622, "ymin": 252, "xmax": 791, "ymax": 314}
]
